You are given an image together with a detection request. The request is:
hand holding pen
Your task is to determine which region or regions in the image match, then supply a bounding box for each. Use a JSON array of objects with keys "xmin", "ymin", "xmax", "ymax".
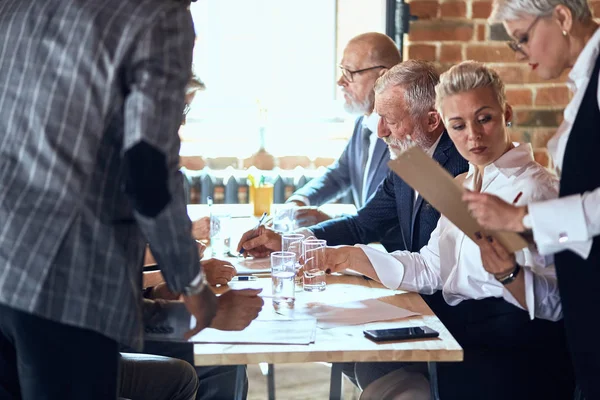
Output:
[{"xmin": 236, "ymin": 212, "xmax": 283, "ymax": 258}]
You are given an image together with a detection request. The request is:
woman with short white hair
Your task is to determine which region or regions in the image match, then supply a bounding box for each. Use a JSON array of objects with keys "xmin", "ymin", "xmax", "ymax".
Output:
[{"xmin": 463, "ymin": 2, "xmax": 600, "ymax": 398}]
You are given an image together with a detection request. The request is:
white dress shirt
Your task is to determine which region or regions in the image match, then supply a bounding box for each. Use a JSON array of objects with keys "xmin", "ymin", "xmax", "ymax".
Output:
[
  {"xmin": 528, "ymin": 27, "xmax": 600, "ymax": 259},
  {"xmin": 358, "ymin": 144, "xmax": 563, "ymax": 321}
]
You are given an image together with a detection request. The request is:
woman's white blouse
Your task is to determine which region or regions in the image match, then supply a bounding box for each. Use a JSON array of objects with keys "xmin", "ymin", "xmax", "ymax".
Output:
[
  {"xmin": 359, "ymin": 144, "xmax": 563, "ymax": 321},
  {"xmin": 528, "ymin": 27, "xmax": 600, "ymax": 259}
]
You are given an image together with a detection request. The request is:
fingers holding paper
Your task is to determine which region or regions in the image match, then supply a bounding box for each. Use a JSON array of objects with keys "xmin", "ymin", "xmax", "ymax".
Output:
[{"xmin": 462, "ymin": 191, "xmax": 527, "ymax": 232}]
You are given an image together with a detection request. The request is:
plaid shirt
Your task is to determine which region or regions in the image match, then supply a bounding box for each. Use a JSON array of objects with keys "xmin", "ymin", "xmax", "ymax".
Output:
[{"xmin": 0, "ymin": 0, "xmax": 199, "ymax": 349}]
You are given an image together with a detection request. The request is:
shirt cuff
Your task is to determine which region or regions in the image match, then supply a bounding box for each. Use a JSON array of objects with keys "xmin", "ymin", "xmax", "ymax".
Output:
[
  {"xmin": 287, "ymin": 195, "xmax": 310, "ymax": 207},
  {"xmin": 528, "ymin": 194, "xmax": 593, "ymax": 258},
  {"xmin": 356, "ymin": 244, "xmax": 405, "ymax": 289}
]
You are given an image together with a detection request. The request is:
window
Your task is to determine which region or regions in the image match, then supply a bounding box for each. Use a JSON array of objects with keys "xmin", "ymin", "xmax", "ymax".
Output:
[{"xmin": 183, "ymin": 0, "xmax": 386, "ymax": 162}]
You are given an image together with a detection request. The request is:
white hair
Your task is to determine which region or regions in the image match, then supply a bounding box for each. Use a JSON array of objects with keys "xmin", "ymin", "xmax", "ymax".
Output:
[
  {"xmin": 435, "ymin": 61, "xmax": 506, "ymax": 117},
  {"xmin": 374, "ymin": 60, "xmax": 439, "ymax": 118},
  {"xmin": 489, "ymin": 0, "xmax": 592, "ymax": 23}
]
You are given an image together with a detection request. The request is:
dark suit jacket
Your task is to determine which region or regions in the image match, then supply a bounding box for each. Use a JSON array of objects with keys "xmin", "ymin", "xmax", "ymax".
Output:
[
  {"xmin": 291, "ymin": 116, "xmax": 390, "ymax": 209},
  {"xmin": 310, "ymin": 130, "xmax": 468, "ymax": 253}
]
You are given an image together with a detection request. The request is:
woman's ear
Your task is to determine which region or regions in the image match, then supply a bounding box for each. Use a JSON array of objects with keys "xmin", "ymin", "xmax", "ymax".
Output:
[
  {"xmin": 427, "ymin": 110, "xmax": 442, "ymax": 132},
  {"xmin": 554, "ymin": 4, "xmax": 573, "ymax": 35},
  {"xmin": 504, "ymin": 103, "xmax": 514, "ymax": 126}
]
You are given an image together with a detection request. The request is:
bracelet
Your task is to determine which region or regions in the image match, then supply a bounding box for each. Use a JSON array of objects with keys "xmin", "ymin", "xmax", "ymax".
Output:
[
  {"xmin": 495, "ymin": 263, "xmax": 521, "ymax": 286},
  {"xmin": 183, "ymin": 270, "xmax": 207, "ymax": 296}
]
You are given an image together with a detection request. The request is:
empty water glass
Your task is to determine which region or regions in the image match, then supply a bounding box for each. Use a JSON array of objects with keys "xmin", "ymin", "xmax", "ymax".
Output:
[
  {"xmin": 281, "ymin": 233, "xmax": 304, "ymax": 290},
  {"xmin": 210, "ymin": 213, "xmax": 231, "ymax": 257},
  {"xmin": 272, "ymin": 204, "xmax": 297, "ymax": 233},
  {"xmin": 302, "ymin": 239, "xmax": 327, "ymax": 292},
  {"xmin": 271, "ymin": 251, "xmax": 296, "ymax": 309}
]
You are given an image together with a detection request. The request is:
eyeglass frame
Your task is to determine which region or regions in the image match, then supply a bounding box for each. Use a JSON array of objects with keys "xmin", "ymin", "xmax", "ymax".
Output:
[
  {"xmin": 339, "ymin": 65, "xmax": 387, "ymax": 82},
  {"xmin": 506, "ymin": 16, "xmax": 542, "ymax": 56}
]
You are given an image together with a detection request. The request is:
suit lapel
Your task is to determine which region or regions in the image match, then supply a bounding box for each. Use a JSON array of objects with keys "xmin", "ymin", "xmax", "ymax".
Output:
[{"xmin": 410, "ymin": 132, "xmax": 452, "ymax": 240}]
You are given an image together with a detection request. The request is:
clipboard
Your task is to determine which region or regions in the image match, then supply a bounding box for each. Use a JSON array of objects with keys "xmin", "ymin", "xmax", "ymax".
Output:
[{"xmin": 387, "ymin": 146, "xmax": 528, "ymax": 253}]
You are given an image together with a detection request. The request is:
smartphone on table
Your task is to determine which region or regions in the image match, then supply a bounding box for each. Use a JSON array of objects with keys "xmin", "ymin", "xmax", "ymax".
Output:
[{"xmin": 363, "ymin": 326, "xmax": 439, "ymax": 342}]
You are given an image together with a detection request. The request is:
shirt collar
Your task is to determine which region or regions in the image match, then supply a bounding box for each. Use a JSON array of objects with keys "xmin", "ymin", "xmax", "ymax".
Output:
[
  {"xmin": 466, "ymin": 143, "xmax": 535, "ymax": 180},
  {"xmin": 568, "ymin": 27, "xmax": 600, "ymax": 89},
  {"xmin": 362, "ymin": 112, "xmax": 380, "ymax": 135}
]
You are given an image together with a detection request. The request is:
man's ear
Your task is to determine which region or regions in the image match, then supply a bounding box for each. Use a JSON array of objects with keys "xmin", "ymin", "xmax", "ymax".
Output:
[
  {"xmin": 378, "ymin": 68, "xmax": 388, "ymax": 77},
  {"xmin": 427, "ymin": 111, "xmax": 442, "ymax": 132}
]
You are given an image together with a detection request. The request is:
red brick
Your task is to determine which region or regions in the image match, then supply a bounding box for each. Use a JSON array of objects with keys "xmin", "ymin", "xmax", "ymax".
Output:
[
  {"xmin": 408, "ymin": 21, "xmax": 474, "ymax": 42},
  {"xmin": 472, "ymin": 1, "xmax": 493, "ymax": 19},
  {"xmin": 439, "ymin": 44, "xmax": 462, "ymax": 62},
  {"xmin": 440, "ymin": 1, "xmax": 466, "ymax": 18},
  {"xmin": 465, "ymin": 44, "xmax": 514, "ymax": 62},
  {"xmin": 515, "ymin": 109, "xmax": 564, "ymax": 127},
  {"xmin": 476, "ymin": 24, "xmax": 487, "ymax": 41},
  {"xmin": 314, "ymin": 157, "xmax": 335, "ymax": 168},
  {"xmin": 492, "ymin": 64, "xmax": 527, "ymax": 85},
  {"xmin": 408, "ymin": 1, "xmax": 439, "ymax": 19},
  {"xmin": 505, "ymin": 88, "xmax": 532, "ymax": 107},
  {"xmin": 180, "ymin": 155, "xmax": 206, "ymax": 171},
  {"xmin": 591, "ymin": 1, "xmax": 600, "ymax": 18},
  {"xmin": 535, "ymin": 85, "xmax": 571, "ymax": 106},
  {"xmin": 277, "ymin": 156, "xmax": 311, "ymax": 170},
  {"xmin": 408, "ymin": 43, "xmax": 437, "ymax": 61}
]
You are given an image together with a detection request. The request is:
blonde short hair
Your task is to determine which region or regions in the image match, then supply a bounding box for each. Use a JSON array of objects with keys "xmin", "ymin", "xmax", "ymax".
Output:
[
  {"xmin": 489, "ymin": 0, "xmax": 592, "ymax": 23},
  {"xmin": 435, "ymin": 61, "xmax": 506, "ymax": 116},
  {"xmin": 374, "ymin": 60, "xmax": 439, "ymax": 118}
]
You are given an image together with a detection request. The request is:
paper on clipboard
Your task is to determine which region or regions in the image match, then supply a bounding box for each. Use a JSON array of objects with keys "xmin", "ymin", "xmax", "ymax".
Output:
[{"xmin": 387, "ymin": 146, "xmax": 528, "ymax": 253}]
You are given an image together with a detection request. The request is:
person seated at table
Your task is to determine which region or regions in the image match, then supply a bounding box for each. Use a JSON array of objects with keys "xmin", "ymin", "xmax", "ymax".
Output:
[
  {"xmin": 285, "ymin": 32, "xmax": 399, "ymax": 227},
  {"xmin": 320, "ymin": 61, "xmax": 574, "ymax": 400}
]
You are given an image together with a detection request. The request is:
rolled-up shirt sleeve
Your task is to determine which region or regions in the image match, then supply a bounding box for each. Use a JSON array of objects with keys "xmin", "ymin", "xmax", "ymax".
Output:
[
  {"xmin": 528, "ymin": 191, "xmax": 598, "ymax": 259},
  {"xmin": 356, "ymin": 222, "xmax": 444, "ymax": 293},
  {"xmin": 122, "ymin": 4, "xmax": 198, "ymax": 293}
]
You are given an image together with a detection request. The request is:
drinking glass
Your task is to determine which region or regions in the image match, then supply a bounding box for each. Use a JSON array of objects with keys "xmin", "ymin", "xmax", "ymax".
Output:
[
  {"xmin": 272, "ymin": 204, "xmax": 297, "ymax": 233},
  {"xmin": 271, "ymin": 251, "xmax": 296, "ymax": 308},
  {"xmin": 281, "ymin": 233, "xmax": 304, "ymax": 290},
  {"xmin": 210, "ymin": 213, "xmax": 231, "ymax": 257},
  {"xmin": 302, "ymin": 239, "xmax": 327, "ymax": 292}
]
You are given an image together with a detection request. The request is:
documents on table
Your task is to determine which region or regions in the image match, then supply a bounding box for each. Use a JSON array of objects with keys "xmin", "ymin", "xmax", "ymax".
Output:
[
  {"xmin": 189, "ymin": 318, "xmax": 317, "ymax": 345},
  {"xmin": 226, "ymin": 257, "xmax": 271, "ymax": 275},
  {"xmin": 297, "ymin": 298, "xmax": 420, "ymax": 329},
  {"xmin": 388, "ymin": 147, "xmax": 528, "ymax": 253}
]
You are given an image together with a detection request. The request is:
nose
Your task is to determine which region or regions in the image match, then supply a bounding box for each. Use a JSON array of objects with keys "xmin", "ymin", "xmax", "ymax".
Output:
[
  {"xmin": 466, "ymin": 122, "xmax": 483, "ymax": 141},
  {"xmin": 377, "ymin": 118, "xmax": 390, "ymax": 138},
  {"xmin": 337, "ymin": 74, "xmax": 348, "ymax": 87}
]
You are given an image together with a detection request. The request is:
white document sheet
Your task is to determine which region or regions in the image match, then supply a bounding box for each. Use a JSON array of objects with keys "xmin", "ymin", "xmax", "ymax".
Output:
[
  {"xmin": 189, "ymin": 318, "xmax": 317, "ymax": 345},
  {"xmin": 297, "ymin": 298, "xmax": 420, "ymax": 329},
  {"xmin": 227, "ymin": 257, "xmax": 271, "ymax": 275}
]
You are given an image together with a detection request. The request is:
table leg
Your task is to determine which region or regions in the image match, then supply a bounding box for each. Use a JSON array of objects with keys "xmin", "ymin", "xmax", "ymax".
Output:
[
  {"xmin": 234, "ymin": 365, "xmax": 245, "ymax": 400},
  {"xmin": 329, "ymin": 362, "xmax": 343, "ymax": 400},
  {"xmin": 267, "ymin": 364, "xmax": 276, "ymax": 400},
  {"xmin": 428, "ymin": 362, "xmax": 440, "ymax": 400}
]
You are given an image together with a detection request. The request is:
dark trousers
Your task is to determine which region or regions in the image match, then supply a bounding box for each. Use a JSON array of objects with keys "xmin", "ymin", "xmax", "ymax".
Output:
[
  {"xmin": 142, "ymin": 340, "xmax": 248, "ymax": 400},
  {"xmin": 0, "ymin": 303, "xmax": 120, "ymax": 400}
]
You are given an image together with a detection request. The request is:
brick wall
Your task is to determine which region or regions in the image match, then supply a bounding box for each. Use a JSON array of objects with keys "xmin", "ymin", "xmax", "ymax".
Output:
[{"xmin": 404, "ymin": 0, "xmax": 600, "ymax": 167}]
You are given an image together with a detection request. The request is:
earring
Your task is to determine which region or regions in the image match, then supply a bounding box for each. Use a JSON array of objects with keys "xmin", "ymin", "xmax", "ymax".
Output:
[
  {"xmin": 506, "ymin": 121, "xmax": 513, "ymax": 128},
  {"xmin": 562, "ymin": 30, "xmax": 568, "ymax": 37}
]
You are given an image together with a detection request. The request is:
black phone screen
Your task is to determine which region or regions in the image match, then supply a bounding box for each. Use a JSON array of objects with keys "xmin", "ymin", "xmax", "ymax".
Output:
[{"xmin": 364, "ymin": 326, "xmax": 439, "ymax": 342}]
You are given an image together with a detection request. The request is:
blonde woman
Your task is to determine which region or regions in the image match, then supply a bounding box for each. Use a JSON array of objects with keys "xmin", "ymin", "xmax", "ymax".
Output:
[
  {"xmin": 463, "ymin": 2, "xmax": 600, "ymax": 397},
  {"xmin": 324, "ymin": 61, "xmax": 573, "ymax": 400}
]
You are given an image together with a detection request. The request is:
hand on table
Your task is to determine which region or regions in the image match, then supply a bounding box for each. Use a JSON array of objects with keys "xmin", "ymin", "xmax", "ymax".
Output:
[
  {"xmin": 210, "ymin": 289, "xmax": 264, "ymax": 331},
  {"xmin": 321, "ymin": 246, "xmax": 371, "ymax": 274},
  {"xmin": 293, "ymin": 206, "xmax": 332, "ymax": 227},
  {"xmin": 202, "ymin": 258, "xmax": 237, "ymax": 286},
  {"xmin": 236, "ymin": 225, "xmax": 282, "ymax": 258}
]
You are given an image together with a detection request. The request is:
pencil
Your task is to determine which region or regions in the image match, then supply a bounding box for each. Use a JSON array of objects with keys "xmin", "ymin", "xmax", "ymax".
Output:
[
  {"xmin": 512, "ymin": 191, "xmax": 523, "ymax": 204},
  {"xmin": 239, "ymin": 212, "xmax": 268, "ymax": 255}
]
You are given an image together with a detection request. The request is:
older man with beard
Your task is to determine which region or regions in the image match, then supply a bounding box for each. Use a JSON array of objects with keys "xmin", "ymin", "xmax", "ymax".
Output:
[{"xmin": 286, "ymin": 33, "xmax": 400, "ymax": 227}]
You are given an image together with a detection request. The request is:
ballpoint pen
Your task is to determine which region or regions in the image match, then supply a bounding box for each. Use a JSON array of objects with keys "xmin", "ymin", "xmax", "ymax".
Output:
[{"xmin": 239, "ymin": 212, "xmax": 268, "ymax": 255}]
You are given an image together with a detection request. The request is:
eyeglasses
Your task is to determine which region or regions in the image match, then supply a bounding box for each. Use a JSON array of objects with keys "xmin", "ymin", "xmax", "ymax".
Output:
[
  {"xmin": 339, "ymin": 65, "xmax": 386, "ymax": 83},
  {"xmin": 506, "ymin": 16, "xmax": 541, "ymax": 56}
]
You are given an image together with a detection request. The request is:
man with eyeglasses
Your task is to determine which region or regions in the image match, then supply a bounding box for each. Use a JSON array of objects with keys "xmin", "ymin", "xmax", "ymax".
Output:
[{"xmin": 287, "ymin": 33, "xmax": 401, "ymax": 229}]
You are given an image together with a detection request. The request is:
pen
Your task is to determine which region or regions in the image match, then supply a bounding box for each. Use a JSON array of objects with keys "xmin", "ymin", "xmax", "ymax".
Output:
[
  {"xmin": 240, "ymin": 212, "xmax": 268, "ymax": 255},
  {"xmin": 231, "ymin": 276, "xmax": 258, "ymax": 281},
  {"xmin": 512, "ymin": 191, "xmax": 523, "ymax": 204}
]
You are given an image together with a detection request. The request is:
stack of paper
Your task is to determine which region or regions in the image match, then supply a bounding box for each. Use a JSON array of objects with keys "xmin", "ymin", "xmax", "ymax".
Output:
[
  {"xmin": 227, "ymin": 257, "xmax": 271, "ymax": 275},
  {"xmin": 189, "ymin": 318, "xmax": 317, "ymax": 345}
]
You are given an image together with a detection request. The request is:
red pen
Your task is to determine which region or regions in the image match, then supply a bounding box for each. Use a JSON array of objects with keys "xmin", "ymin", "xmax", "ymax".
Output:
[{"xmin": 512, "ymin": 191, "xmax": 523, "ymax": 204}]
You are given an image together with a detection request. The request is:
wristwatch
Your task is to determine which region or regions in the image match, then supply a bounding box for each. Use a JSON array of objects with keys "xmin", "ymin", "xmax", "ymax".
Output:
[
  {"xmin": 495, "ymin": 263, "xmax": 521, "ymax": 286},
  {"xmin": 183, "ymin": 270, "xmax": 207, "ymax": 296}
]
